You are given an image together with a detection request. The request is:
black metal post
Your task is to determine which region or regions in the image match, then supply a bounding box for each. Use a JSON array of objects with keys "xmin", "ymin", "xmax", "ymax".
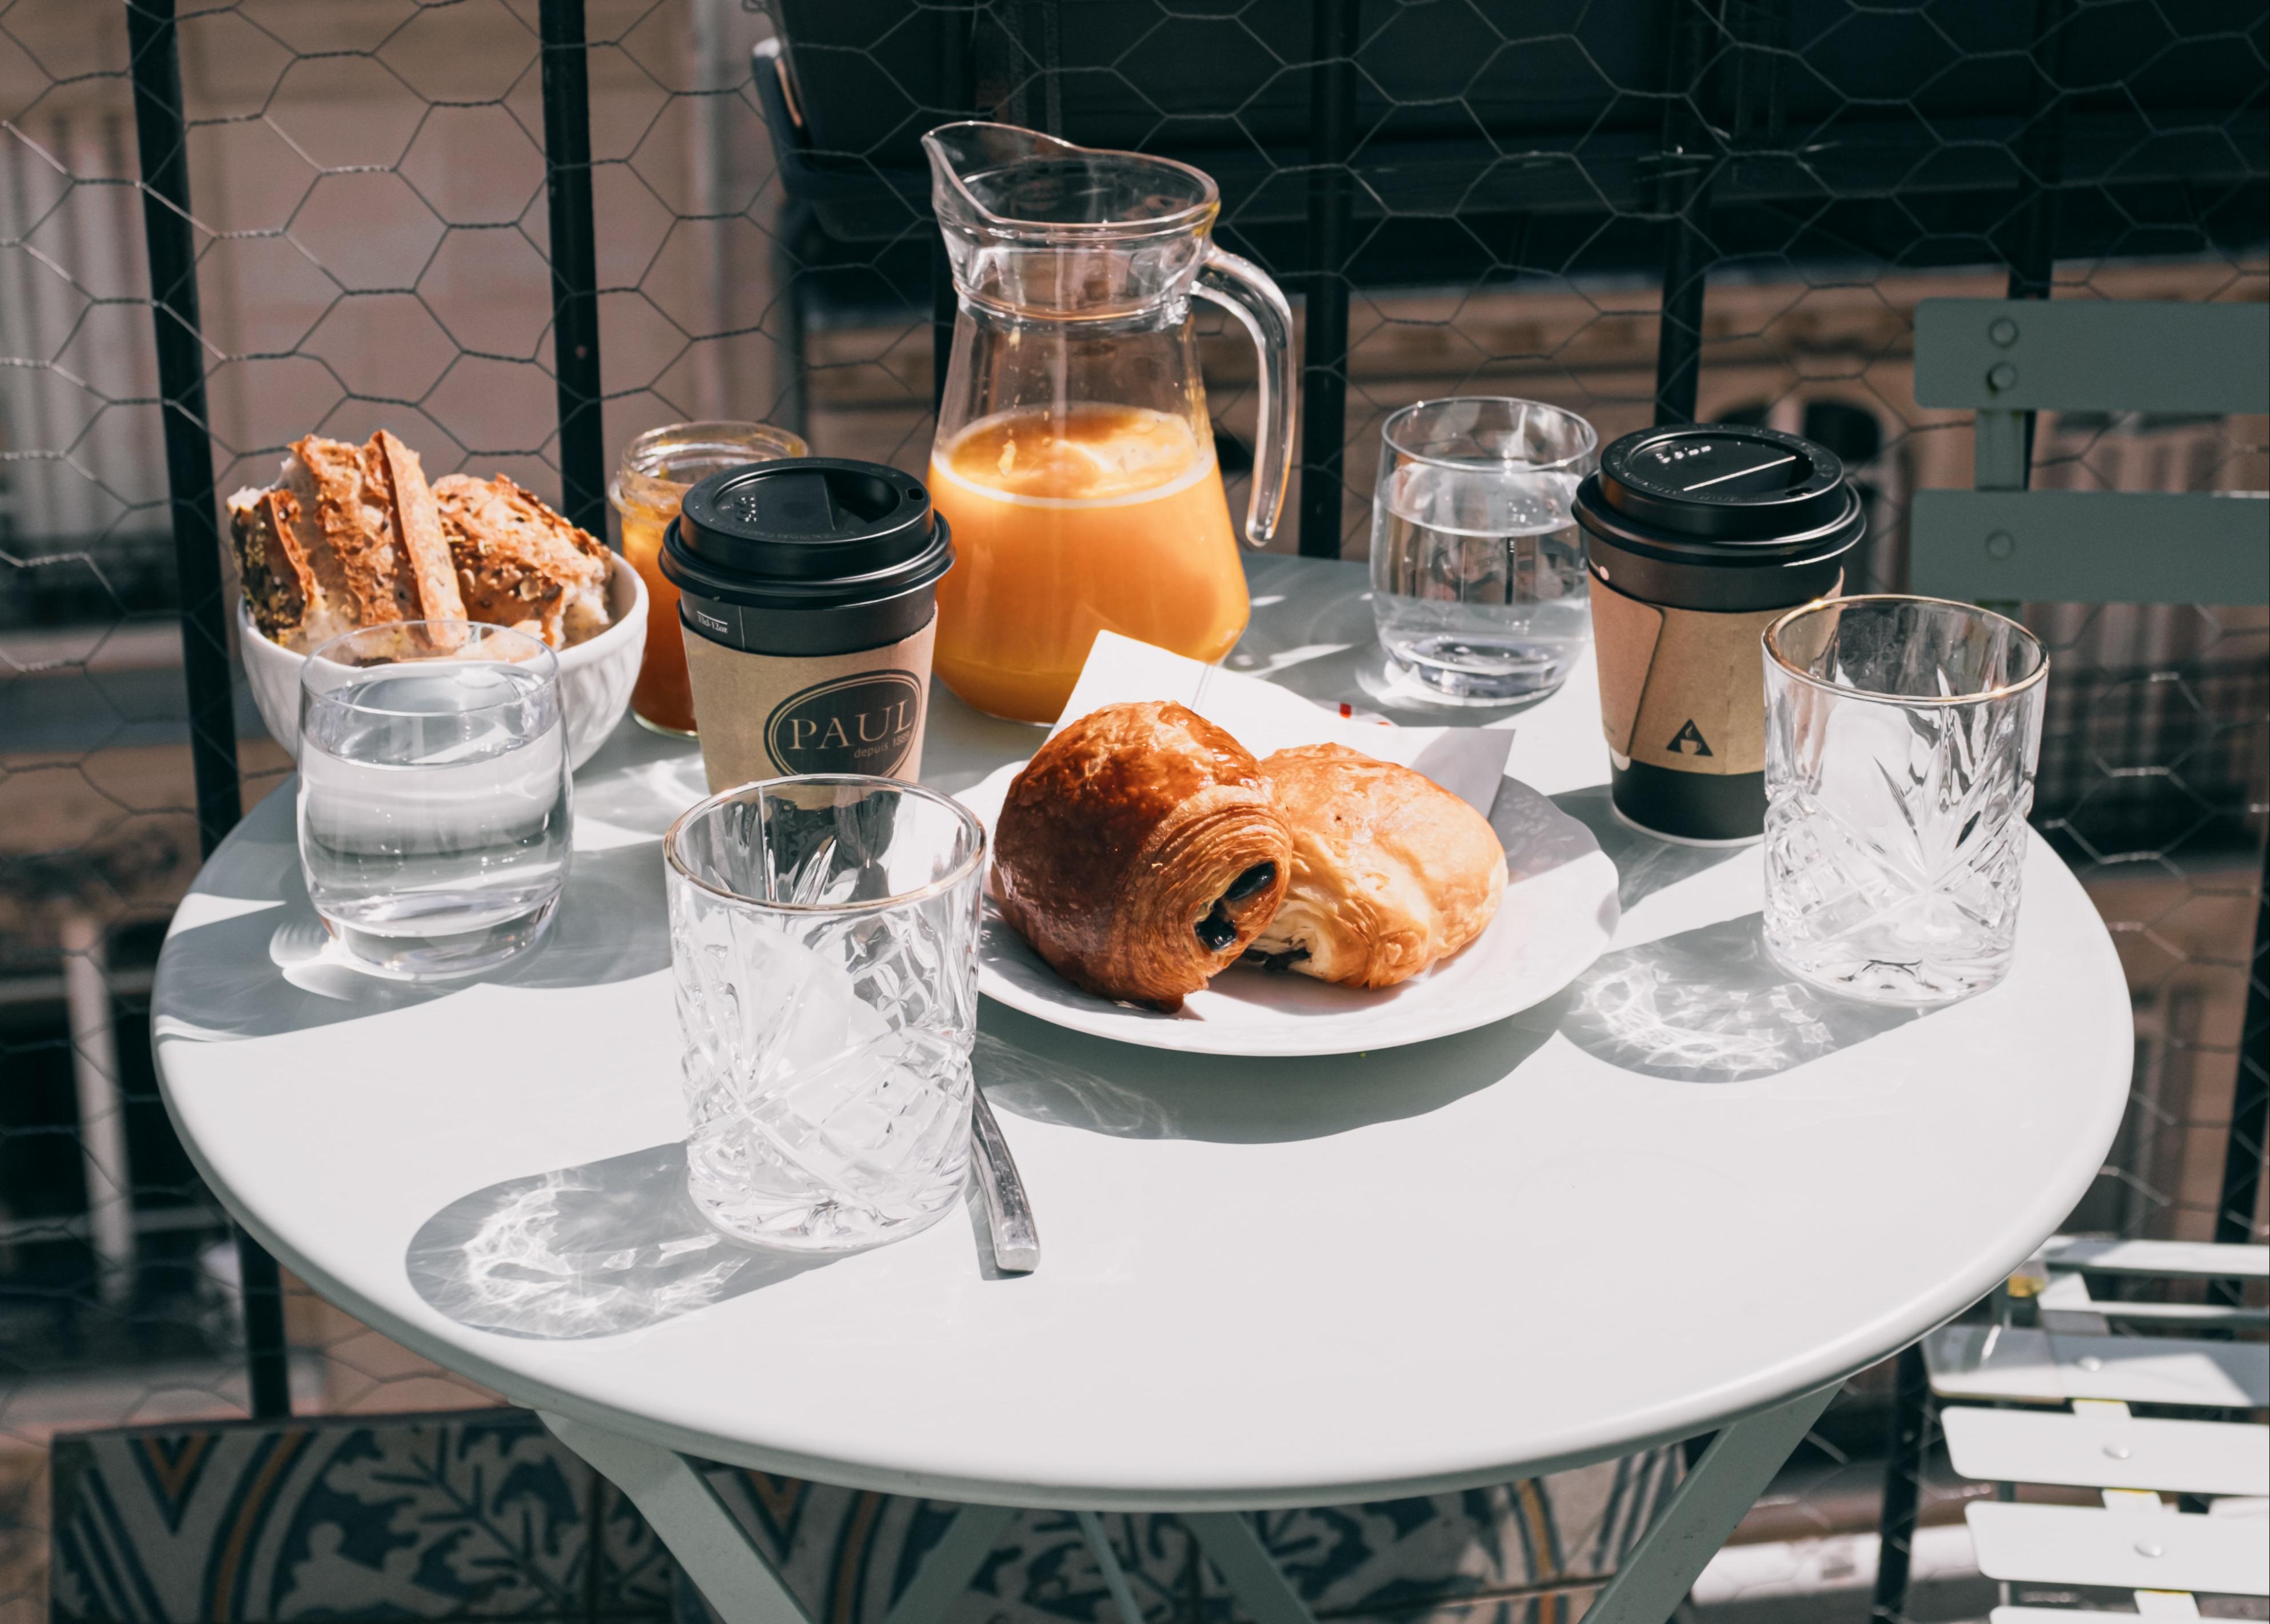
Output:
[
  {"xmin": 1296, "ymin": 0, "xmax": 1359, "ymax": 559},
  {"xmin": 2002, "ymin": 0, "xmax": 2073, "ymax": 480},
  {"xmin": 931, "ymin": 4, "xmax": 973, "ymax": 421},
  {"xmin": 125, "ymin": 0, "xmax": 237, "ymax": 861},
  {"xmin": 932, "ymin": 238, "xmax": 957, "ymax": 420},
  {"xmin": 772, "ymin": 207, "xmax": 811, "ymax": 441},
  {"xmin": 123, "ymin": 0, "xmax": 292, "ymax": 1423},
  {"xmin": 540, "ymin": 0, "xmax": 606, "ymax": 537},
  {"xmin": 1868, "ymin": 1342, "xmax": 1931, "ymax": 1624},
  {"xmin": 1653, "ymin": 0, "xmax": 1788, "ymax": 427},
  {"xmin": 2215, "ymin": 838, "xmax": 2269, "ymax": 1264},
  {"xmin": 1651, "ymin": 0, "xmax": 1715, "ymax": 426}
]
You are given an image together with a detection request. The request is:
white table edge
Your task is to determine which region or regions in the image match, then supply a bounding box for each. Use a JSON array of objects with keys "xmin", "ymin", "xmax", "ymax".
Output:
[
  {"xmin": 155, "ymin": 953, "xmax": 2126, "ymax": 1513},
  {"xmin": 154, "ymin": 561, "xmax": 2137, "ymax": 1509}
]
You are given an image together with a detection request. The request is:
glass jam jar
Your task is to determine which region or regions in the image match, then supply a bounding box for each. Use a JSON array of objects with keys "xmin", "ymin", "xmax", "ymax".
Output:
[{"xmin": 611, "ymin": 422, "xmax": 808, "ymax": 734}]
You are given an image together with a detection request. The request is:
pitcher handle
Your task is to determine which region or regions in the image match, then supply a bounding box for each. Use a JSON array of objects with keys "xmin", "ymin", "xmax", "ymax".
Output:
[{"xmin": 1192, "ymin": 244, "xmax": 1297, "ymax": 548}]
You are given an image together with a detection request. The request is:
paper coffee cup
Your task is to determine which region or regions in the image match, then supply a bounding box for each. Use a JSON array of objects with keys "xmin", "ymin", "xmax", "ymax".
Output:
[
  {"xmin": 661, "ymin": 459, "xmax": 954, "ymax": 792},
  {"xmin": 1573, "ymin": 425, "xmax": 1863, "ymax": 843}
]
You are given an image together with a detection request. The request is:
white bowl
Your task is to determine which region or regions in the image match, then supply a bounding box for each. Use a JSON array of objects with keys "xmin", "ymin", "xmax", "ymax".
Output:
[{"xmin": 240, "ymin": 552, "xmax": 648, "ymax": 773}]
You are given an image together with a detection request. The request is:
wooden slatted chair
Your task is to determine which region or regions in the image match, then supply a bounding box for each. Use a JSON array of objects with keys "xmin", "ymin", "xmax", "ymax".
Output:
[{"xmin": 1922, "ymin": 1237, "xmax": 2268, "ymax": 1620}]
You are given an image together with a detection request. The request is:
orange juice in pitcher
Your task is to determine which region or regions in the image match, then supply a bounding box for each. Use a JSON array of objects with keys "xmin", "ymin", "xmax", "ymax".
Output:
[
  {"xmin": 930, "ymin": 405, "xmax": 1248, "ymax": 722},
  {"xmin": 922, "ymin": 122, "xmax": 1296, "ymax": 724}
]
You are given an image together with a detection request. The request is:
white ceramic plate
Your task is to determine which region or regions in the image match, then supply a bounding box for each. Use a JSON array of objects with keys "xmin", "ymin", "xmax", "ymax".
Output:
[{"xmin": 956, "ymin": 761, "xmax": 1619, "ymax": 1056}]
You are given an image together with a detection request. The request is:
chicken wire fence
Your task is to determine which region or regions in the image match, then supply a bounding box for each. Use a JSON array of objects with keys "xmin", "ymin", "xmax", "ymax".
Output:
[{"xmin": 0, "ymin": 1, "xmax": 2263, "ymax": 1621}]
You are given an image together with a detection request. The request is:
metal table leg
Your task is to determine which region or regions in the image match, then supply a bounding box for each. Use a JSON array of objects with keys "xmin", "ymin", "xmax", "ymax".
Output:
[
  {"xmin": 1185, "ymin": 1514, "xmax": 1318, "ymax": 1624},
  {"xmin": 543, "ymin": 1412, "xmax": 1023, "ymax": 1624},
  {"xmin": 540, "ymin": 1412, "xmax": 813, "ymax": 1624},
  {"xmin": 1075, "ymin": 1510, "xmax": 1153, "ymax": 1624},
  {"xmin": 1583, "ymin": 1383, "xmax": 1841, "ymax": 1624},
  {"xmin": 549, "ymin": 1389, "xmax": 1834, "ymax": 1624},
  {"xmin": 888, "ymin": 1502, "xmax": 1020, "ymax": 1624}
]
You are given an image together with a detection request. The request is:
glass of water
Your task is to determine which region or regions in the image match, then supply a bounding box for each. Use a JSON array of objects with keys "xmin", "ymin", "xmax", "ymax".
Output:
[
  {"xmin": 298, "ymin": 621, "xmax": 572, "ymax": 979},
  {"xmin": 1762, "ymin": 596, "xmax": 2048, "ymax": 1005},
  {"xmin": 1371, "ymin": 397, "xmax": 1599, "ymax": 703},
  {"xmin": 664, "ymin": 776, "xmax": 985, "ymax": 1252}
]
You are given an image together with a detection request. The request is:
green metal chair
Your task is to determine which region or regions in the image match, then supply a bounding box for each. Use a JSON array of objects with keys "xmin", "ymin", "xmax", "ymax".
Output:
[
  {"xmin": 1868, "ymin": 299, "xmax": 2270, "ymax": 1622},
  {"xmin": 1909, "ymin": 297, "xmax": 2268, "ymax": 606}
]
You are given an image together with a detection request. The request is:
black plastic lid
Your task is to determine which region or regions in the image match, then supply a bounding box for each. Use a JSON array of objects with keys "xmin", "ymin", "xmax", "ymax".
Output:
[
  {"xmin": 1597, "ymin": 424, "xmax": 1853, "ymax": 541},
  {"xmin": 665, "ymin": 459, "xmax": 950, "ymax": 598},
  {"xmin": 661, "ymin": 460, "xmax": 954, "ymax": 656},
  {"xmin": 1574, "ymin": 424, "xmax": 1864, "ymax": 612}
]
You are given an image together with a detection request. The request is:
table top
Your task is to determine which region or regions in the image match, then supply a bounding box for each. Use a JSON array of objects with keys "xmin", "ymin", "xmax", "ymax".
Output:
[{"xmin": 155, "ymin": 555, "xmax": 2133, "ymax": 1511}]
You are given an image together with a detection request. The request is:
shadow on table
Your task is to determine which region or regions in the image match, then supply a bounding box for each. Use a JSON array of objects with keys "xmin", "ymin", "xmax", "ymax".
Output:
[
  {"xmin": 1231, "ymin": 561, "xmax": 1571, "ymax": 725},
  {"xmin": 1236, "ymin": 622, "xmax": 1561, "ymax": 731},
  {"xmin": 406, "ymin": 1141, "xmax": 836, "ymax": 1339},
  {"xmin": 572, "ymin": 748, "xmax": 710, "ymax": 838},
  {"xmin": 157, "ymin": 839, "xmax": 671, "ymax": 1042},
  {"xmin": 1547, "ymin": 912, "xmax": 1924, "ymax": 1083},
  {"xmin": 1549, "ymin": 785, "xmax": 1748, "ymax": 912},
  {"xmin": 977, "ymin": 1004, "xmax": 1550, "ymax": 1143}
]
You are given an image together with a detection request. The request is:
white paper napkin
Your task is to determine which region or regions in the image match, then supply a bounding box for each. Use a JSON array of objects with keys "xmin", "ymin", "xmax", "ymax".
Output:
[{"xmin": 1052, "ymin": 632, "xmax": 1514, "ymax": 816}]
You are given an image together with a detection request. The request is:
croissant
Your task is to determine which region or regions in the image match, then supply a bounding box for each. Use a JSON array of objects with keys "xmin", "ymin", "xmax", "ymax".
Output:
[
  {"xmin": 1247, "ymin": 744, "xmax": 1505, "ymax": 989},
  {"xmin": 992, "ymin": 701, "xmax": 1292, "ymax": 1011}
]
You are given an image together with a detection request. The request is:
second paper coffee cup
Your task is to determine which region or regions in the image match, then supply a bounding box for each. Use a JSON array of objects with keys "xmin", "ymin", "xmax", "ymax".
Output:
[
  {"xmin": 1574, "ymin": 425, "xmax": 1863, "ymax": 844},
  {"xmin": 663, "ymin": 458, "xmax": 954, "ymax": 792}
]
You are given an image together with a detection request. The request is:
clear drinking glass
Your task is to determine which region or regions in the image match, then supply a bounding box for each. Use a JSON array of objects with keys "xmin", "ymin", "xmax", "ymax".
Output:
[
  {"xmin": 1762, "ymin": 596, "xmax": 2048, "ymax": 1004},
  {"xmin": 1370, "ymin": 397, "xmax": 1600, "ymax": 703},
  {"xmin": 664, "ymin": 776, "xmax": 986, "ymax": 1252},
  {"xmin": 298, "ymin": 621, "xmax": 572, "ymax": 979}
]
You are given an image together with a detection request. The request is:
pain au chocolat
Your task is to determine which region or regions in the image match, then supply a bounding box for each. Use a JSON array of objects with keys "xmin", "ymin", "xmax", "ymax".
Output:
[
  {"xmin": 1248, "ymin": 743, "xmax": 1505, "ymax": 989},
  {"xmin": 991, "ymin": 701, "xmax": 1292, "ymax": 1011}
]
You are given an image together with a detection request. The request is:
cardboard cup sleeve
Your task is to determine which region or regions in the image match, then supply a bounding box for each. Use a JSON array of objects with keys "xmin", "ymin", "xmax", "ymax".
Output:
[
  {"xmin": 1590, "ymin": 575, "xmax": 1838, "ymax": 777},
  {"xmin": 682, "ymin": 616, "xmax": 936, "ymax": 792}
]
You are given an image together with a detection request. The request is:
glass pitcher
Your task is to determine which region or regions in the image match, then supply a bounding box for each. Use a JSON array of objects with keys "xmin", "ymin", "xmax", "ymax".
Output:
[{"xmin": 922, "ymin": 121, "xmax": 1296, "ymax": 724}]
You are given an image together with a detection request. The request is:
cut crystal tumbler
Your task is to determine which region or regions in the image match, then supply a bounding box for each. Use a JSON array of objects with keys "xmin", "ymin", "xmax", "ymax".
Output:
[
  {"xmin": 664, "ymin": 777, "xmax": 986, "ymax": 1250},
  {"xmin": 1762, "ymin": 596, "xmax": 2047, "ymax": 1005}
]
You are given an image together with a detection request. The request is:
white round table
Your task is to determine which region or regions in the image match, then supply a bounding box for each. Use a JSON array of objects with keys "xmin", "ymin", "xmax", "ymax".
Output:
[{"xmin": 154, "ymin": 557, "xmax": 2132, "ymax": 1624}]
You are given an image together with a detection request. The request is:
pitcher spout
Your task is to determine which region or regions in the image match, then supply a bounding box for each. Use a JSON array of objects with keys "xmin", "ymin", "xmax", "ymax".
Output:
[
  {"xmin": 921, "ymin": 121, "xmax": 1295, "ymax": 549},
  {"xmin": 922, "ymin": 120, "xmax": 1219, "ymax": 317},
  {"xmin": 923, "ymin": 121, "xmax": 1215, "ymax": 240}
]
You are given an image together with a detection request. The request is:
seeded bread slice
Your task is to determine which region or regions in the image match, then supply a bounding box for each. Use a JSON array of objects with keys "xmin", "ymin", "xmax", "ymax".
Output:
[
  {"xmin": 230, "ymin": 486, "xmax": 309, "ymax": 644},
  {"xmin": 228, "ymin": 481, "xmax": 366, "ymax": 653},
  {"xmin": 363, "ymin": 430, "xmax": 465, "ymax": 633},
  {"xmin": 433, "ymin": 474, "xmax": 611, "ymax": 648},
  {"xmin": 286, "ymin": 434, "xmax": 394, "ymax": 630}
]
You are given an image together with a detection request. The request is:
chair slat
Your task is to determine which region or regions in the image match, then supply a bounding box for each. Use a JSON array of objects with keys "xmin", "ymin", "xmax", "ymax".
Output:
[
  {"xmin": 2078, "ymin": 1302, "xmax": 2269, "ymax": 1328},
  {"xmin": 2037, "ymin": 1270, "xmax": 2268, "ymax": 1328},
  {"xmin": 1909, "ymin": 489, "xmax": 2269, "ymax": 606},
  {"xmin": 1942, "ymin": 1407, "xmax": 2269, "ymax": 1496},
  {"xmin": 1966, "ymin": 1502, "xmax": 2269, "ymax": 1594},
  {"xmin": 1915, "ymin": 299, "xmax": 2270, "ymax": 413},
  {"xmin": 1926, "ymin": 1326, "xmax": 2270, "ymax": 1408},
  {"xmin": 2041, "ymin": 1237, "xmax": 2270, "ymax": 1279},
  {"xmin": 1995, "ymin": 1602, "xmax": 2206, "ymax": 1622}
]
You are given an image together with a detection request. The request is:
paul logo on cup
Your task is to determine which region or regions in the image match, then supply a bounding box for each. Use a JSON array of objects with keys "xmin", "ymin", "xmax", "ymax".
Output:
[
  {"xmin": 1573, "ymin": 425, "xmax": 1863, "ymax": 844},
  {"xmin": 663, "ymin": 460, "xmax": 953, "ymax": 791},
  {"xmin": 767, "ymin": 673, "xmax": 924, "ymax": 773}
]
